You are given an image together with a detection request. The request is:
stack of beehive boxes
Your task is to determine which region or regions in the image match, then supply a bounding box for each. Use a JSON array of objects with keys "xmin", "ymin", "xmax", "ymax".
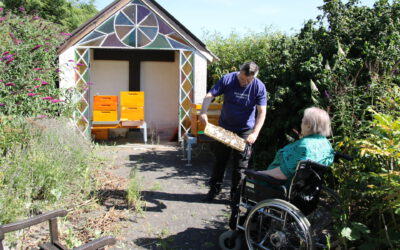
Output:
[
  {"xmin": 92, "ymin": 95, "xmax": 118, "ymax": 139},
  {"xmin": 120, "ymin": 91, "xmax": 144, "ymax": 121}
]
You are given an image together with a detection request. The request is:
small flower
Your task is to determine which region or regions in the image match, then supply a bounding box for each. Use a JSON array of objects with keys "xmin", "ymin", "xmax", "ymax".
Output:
[
  {"xmin": 32, "ymin": 16, "xmax": 40, "ymax": 20},
  {"xmin": 31, "ymin": 45, "xmax": 42, "ymax": 52},
  {"xmin": 8, "ymin": 32, "xmax": 15, "ymax": 40},
  {"xmin": 3, "ymin": 54, "xmax": 13, "ymax": 60},
  {"xmin": 5, "ymin": 58, "xmax": 14, "ymax": 65},
  {"xmin": 55, "ymin": 68, "xmax": 61, "ymax": 73},
  {"xmin": 5, "ymin": 82, "xmax": 15, "ymax": 86},
  {"xmin": 77, "ymin": 63, "xmax": 85, "ymax": 66},
  {"xmin": 0, "ymin": 80, "xmax": 3, "ymax": 82},
  {"xmin": 19, "ymin": 7, "xmax": 25, "ymax": 13},
  {"xmin": 34, "ymin": 85, "xmax": 41, "ymax": 88},
  {"xmin": 324, "ymin": 90, "xmax": 330, "ymax": 99},
  {"xmin": 33, "ymin": 78, "xmax": 41, "ymax": 81},
  {"xmin": 42, "ymin": 96, "xmax": 53, "ymax": 100},
  {"xmin": 2, "ymin": 51, "xmax": 10, "ymax": 56},
  {"xmin": 14, "ymin": 39, "xmax": 22, "ymax": 45},
  {"xmin": 0, "ymin": 8, "xmax": 4, "ymax": 12},
  {"xmin": 0, "ymin": 17, "xmax": 5, "ymax": 23},
  {"xmin": 28, "ymin": 93, "xmax": 38, "ymax": 97},
  {"xmin": 51, "ymin": 99, "xmax": 62, "ymax": 103},
  {"xmin": 68, "ymin": 59, "xmax": 75, "ymax": 62},
  {"xmin": 0, "ymin": 103, "xmax": 5, "ymax": 107},
  {"xmin": 33, "ymin": 67, "xmax": 43, "ymax": 71},
  {"xmin": 60, "ymin": 32, "xmax": 72, "ymax": 36},
  {"xmin": 41, "ymin": 81, "xmax": 48, "ymax": 85}
]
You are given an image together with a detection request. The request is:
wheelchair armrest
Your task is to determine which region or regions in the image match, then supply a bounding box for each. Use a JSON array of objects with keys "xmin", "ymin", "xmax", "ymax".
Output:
[
  {"xmin": 244, "ymin": 169, "xmax": 286, "ymax": 186},
  {"xmin": 73, "ymin": 236, "xmax": 117, "ymax": 250},
  {"xmin": 0, "ymin": 209, "xmax": 67, "ymax": 235}
]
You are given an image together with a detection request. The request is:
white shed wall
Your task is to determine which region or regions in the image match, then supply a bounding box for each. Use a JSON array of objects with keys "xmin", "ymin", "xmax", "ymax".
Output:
[
  {"xmin": 58, "ymin": 46, "xmax": 76, "ymax": 89},
  {"xmin": 193, "ymin": 52, "xmax": 207, "ymax": 104},
  {"xmin": 89, "ymin": 60, "xmax": 129, "ymax": 119},
  {"xmin": 140, "ymin": 52, "xmax": 179, "ymax": 139}
]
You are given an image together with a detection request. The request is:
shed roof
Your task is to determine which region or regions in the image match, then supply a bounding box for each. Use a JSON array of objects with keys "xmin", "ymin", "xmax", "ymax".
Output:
[{"xmin": 58, "ymin": 0, "xmax": 218, "ymax": 62}]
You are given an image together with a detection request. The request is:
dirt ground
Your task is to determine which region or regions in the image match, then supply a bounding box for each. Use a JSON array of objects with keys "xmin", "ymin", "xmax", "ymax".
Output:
[{"xmin": 96, "ymin": 141, "xmax": 234, "ymax": 249}]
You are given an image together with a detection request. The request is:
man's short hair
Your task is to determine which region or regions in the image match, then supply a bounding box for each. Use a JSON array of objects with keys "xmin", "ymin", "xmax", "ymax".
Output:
[
  {"xmin": 303, "ymin": 107, "xmax": 332, "ymax": 137},
  {"xmin": 240, "ymin": 62, "xmax": 259, "ymax": 77}
]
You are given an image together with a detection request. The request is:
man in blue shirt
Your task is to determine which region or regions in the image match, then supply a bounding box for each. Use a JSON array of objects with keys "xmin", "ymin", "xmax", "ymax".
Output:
[{"xmin": 199, "ymin": 62, "xmax": 267, "ymax": 202}]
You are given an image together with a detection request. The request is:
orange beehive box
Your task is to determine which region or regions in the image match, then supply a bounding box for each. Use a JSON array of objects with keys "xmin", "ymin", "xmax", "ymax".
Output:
[
  {"xmin": 190, "ymin": 103, "xmax": 222, "ymax": 136},
  {"xmin": 93, "ymin": 102, "xmax": 117, "ymax": 110},
  {"xmin": 120, "ymin": 91, "xmax": 144, "ymax": 107},
  {"xmin": 91, "ymin": 129, "xmax": 109, "ymax": 140},
  {"xmin": 93, "ymin": 110, "xmax": 118, "ymax": 122},
  {"xmin": 120, "ymin": 106, "xmax": 144, "ymax": 121},
  {"xmin": 93, "ymin": 95, "xmax": 118, "ymax": 104}
]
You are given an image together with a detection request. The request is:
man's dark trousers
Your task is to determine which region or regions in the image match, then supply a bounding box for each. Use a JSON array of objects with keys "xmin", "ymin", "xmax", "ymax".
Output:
[{"xmin": 208, "ymin": 130, "xmax": 252, "ymax": 198}]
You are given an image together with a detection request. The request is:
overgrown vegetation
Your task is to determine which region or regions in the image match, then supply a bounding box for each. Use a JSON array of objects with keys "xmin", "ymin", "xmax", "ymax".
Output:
[
  {"xmin": 0, "ymin": 118, "xmax": 95, "ymax": 225},
  {"xmin": 205, "ymin": 0, "xmax": 399, "ymax": 247},
  {"xmin": 0, "ymin": 9, "xmax": 75, "ymax": 117}
]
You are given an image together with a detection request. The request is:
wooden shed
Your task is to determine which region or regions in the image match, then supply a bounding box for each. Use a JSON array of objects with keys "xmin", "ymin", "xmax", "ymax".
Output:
[{"xmin": 58, "ymin": 0, "xmax": 217, "ymax": 141}]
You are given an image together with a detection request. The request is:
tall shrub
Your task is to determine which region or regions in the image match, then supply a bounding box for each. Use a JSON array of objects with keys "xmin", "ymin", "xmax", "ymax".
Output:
[{"xmin": 0, "ymin": 9, "xmax": 70, "ymax": 117}]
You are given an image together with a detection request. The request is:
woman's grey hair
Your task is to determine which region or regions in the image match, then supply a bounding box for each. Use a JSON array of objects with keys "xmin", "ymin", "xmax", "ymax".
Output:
[
  {"xmin": 240, "ymin": 62, "xmax": 259, "ymax": 77},
  {"xmin": 303, "ymin": 107, "xmax": 332, "ymax": 137}
]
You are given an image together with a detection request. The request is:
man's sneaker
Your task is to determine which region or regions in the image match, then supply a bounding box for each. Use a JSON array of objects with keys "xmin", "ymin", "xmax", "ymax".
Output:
[{"xmin": 202, "ymin": 188, "xmax": 220, "ymax": 202}]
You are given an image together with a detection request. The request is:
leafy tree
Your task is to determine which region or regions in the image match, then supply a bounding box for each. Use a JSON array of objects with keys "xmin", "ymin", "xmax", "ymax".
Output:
[{"xmin": 0, "ymin": 0, "xmax": 98, "ymax": 31}]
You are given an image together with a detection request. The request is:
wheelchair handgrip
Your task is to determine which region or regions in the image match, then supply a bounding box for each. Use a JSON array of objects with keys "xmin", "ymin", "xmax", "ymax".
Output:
[{"xmin": 244, "ymin": 169, "xmax": 286, "ymax": 186}]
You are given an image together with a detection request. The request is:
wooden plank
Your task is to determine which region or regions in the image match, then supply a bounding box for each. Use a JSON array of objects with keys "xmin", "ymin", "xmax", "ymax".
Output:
[{"xmin": 204, "ymin": 123, "xmax": 246, "ymax": 152}]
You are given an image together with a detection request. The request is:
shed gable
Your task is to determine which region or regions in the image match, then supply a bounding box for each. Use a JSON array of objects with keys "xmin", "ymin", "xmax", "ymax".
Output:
[{"xmin": 77, "ymin": 0, "xmax": 193, "ymax": 50}]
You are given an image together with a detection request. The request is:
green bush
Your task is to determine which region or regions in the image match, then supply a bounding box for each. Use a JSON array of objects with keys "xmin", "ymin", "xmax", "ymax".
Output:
[
  {"xmin": 0, "ymin": 9, "xmax": 73, "ymax": 117},
  {"xmin": 0, "ymin": 117, "xmax": 95, "ymax": 224}
]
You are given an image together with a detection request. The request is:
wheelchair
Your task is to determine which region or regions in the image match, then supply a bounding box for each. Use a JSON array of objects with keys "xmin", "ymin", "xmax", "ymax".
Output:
[{"xmin": 219, "ymin": 153, "xmax": 352, "ymax": 250}]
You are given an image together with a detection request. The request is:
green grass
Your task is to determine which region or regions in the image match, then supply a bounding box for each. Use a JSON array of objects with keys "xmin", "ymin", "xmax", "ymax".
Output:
[{"xmin": 126, "ymin": 170, "xmax": 145, "ymax": 214}]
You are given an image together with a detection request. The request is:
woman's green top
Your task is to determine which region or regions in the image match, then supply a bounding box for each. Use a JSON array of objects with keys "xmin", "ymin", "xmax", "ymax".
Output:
[{"xmin": 267, "ymin": 134, "xmax": 334, "ymax": 186}]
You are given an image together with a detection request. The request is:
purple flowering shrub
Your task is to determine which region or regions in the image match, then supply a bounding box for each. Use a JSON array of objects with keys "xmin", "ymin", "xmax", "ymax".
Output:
[{"xmin": 0, "ymin": 9, "xmax": 70, "ymax": 117}]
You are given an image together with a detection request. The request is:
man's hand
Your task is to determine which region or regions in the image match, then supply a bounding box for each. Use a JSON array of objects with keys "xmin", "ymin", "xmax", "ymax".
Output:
[
  {"xmin": 199, "ymin": 113, "xmax": 208, "ymax": 126},
  {"xmin": 246, "ymin": 132, "xmax": 259, "ymax": 144}
]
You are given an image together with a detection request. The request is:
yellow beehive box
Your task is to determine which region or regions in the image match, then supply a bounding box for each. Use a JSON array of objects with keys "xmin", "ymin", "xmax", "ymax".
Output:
[
  {"xmin": 120, "ymin": 91, "xmax": 144, "ymax": 107},
  {"xmin": 93, "ymin": 110, "xmax": 118, "ymax": 122},
  {"xmin": 120, "ymin": 106, "xmax": 144, "ymax": 121}
]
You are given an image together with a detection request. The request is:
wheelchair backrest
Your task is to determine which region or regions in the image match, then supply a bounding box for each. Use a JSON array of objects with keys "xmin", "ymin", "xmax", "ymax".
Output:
[{"xmin": 287, "ymin": 160, "xmax": 329, "ymax": 215}]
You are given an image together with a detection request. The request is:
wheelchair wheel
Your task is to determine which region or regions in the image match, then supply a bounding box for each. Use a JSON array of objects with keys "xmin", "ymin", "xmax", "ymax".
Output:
[
  {"xmin": 218, "ymin": 230, "xmax": 243, "ymax": 250},
  {"xmin": 307, "ymin": 187, "xmax": 342, "ymax": 249},
  {"xmin": 244, "ymin": 199, "xmax": 313, "ymax": 250}
]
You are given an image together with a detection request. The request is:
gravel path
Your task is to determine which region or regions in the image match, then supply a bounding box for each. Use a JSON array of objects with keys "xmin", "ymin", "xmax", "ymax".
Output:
[{"xmin": 98, "ymin": 143, "xmax": 233, "ymax": 249}]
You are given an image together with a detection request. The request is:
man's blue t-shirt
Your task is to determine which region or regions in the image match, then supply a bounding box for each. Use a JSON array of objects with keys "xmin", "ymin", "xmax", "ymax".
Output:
[{"xmin": 209, "ymin": 72, "xmax": 267, "ymax": 132}]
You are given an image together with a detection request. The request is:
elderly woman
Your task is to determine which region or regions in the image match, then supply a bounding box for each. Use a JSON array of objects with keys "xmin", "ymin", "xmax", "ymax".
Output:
[{"xmin": 261, "ymin": 107, "xmax": 334, "ymax": 185}]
